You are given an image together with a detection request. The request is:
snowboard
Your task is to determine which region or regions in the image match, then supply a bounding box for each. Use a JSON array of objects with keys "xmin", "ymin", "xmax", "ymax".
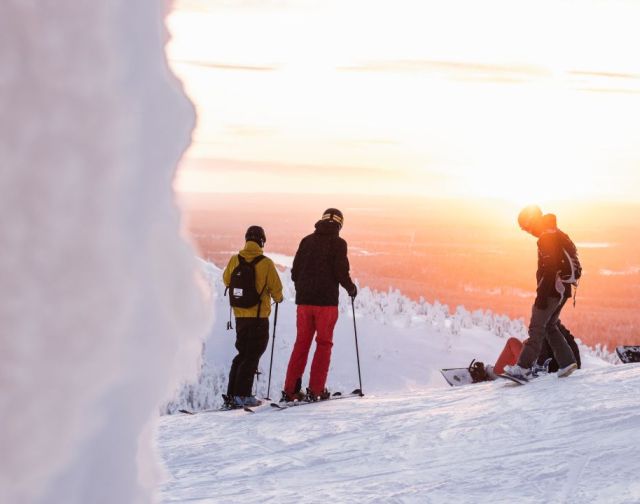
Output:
[
  {"xmin": 497, "ymin": 373, "xmax": 528, "ymax": 386},
  {"xmin": 616, "ymin": 346, "xmax": 640, "ymax": 364},
  {"xmin": 440, "ymin": 367, "xmax": 475, "ymax": 387}
]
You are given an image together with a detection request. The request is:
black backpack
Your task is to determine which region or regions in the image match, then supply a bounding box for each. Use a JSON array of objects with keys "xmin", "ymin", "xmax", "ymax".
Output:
[
  {"xmin": 558, "ymin": 234, "xmax": 582, "ymax": 285},
  {"xmin": 228, "ymin": 255, "xmax": 266, "ymax": 310}
]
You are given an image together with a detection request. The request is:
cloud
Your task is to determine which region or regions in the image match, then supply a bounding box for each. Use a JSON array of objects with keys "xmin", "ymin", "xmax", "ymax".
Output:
[
  {"xmin": 339, "ymin": 59, "xmax": 550, "ymax": 83},
  {"xmin": 174, "ymin": 0, "xmax": 310, "ymax": 12},
  {"xmin": 183, "ymin": 157, "xmax": 399, "ymax": 179},
  {"xmin": 170, "ymin": 59, "xmax": 278, "ymax": 72},
  {"xmin": 599, "ymin": 266, "xmax": 640, "ymax": 276},
  {"xmin": 339, "ymin": 60, "xmax": 640, "ymax": 93},
  {"xmin": 570, "ymin": 70, "xmax": 640, "ymax": 80}
]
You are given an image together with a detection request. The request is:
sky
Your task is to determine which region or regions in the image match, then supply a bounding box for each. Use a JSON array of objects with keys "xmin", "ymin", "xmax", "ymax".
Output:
[{"xmin": 167, "ymin": 0, "xmax": 640, "ymax": 204}]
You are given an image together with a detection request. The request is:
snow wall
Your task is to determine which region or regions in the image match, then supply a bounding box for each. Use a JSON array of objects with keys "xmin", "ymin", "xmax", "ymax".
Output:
[{"xmin": 0, "ymin": 1, "xmax": 209, "ymax": 503}]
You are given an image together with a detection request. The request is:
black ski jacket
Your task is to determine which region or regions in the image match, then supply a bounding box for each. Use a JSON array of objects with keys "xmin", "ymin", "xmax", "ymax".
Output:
[
  {"xmin": 535, "ymin": 216, "xmax": 577, "ymax": 304},
  {"xmin": 291, "ymin": 220, "xmax": 356, "ymax": 306}
]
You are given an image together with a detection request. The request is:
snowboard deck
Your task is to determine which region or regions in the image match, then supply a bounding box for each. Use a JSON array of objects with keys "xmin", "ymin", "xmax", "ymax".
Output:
[
  {"xmin": 440, "ymin": 368, "xmax": 475, "ymax": 387},
  {"xmin": 497, "ymin": 373, "xmax": 529, "ymax": 386},
  {"xmin": 616, "ymin": 346, "xmax": 640, "ymax": 364}
]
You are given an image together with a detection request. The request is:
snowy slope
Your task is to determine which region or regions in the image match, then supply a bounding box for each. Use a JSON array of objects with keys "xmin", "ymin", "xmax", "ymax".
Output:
[
  {"xmin": 158, "ymin": 364, "xmax": 640, "ymax": 503},
  {"xmin": 165, "ymin": 258, "xmax": 610, "ymax": 414},
  {"xmin": 156, "ymin": 257, "xmax": 630, "ymax": 503}
]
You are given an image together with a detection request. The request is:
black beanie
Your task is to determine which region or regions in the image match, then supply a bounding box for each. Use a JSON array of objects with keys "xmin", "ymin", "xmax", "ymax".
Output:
[
  {"xmin": 245, "ymin": 225, "xmax": 266, "ymax": 247},
  {"xmin": 321, "ymin": 208, "xmax": 344, "ymax": 229}
]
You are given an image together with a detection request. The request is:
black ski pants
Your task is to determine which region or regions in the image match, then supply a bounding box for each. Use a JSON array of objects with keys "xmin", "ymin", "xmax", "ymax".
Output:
[{"xmin": 227, "ymin": 317, "xmax": 270, "ymax": 397}]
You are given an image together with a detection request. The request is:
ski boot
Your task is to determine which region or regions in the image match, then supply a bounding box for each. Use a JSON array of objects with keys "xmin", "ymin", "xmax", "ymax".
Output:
[
  {"xmin": 221, "ymin": 394, "xmax": 241, "ymax": 410},
  {"xmin": 280, "ymin": 390, "xmax": 306, "ymax": 403},
  {"xmin": 502, "ymin": 364, "xmax": 533, "ymax": 381},
  {"xmin": 234, "ymin": 396, "xmax": 263, "ymax": 407},
  {"xmin": 305, "ymin": 387, "xmax": 331, "ymax": 402}
]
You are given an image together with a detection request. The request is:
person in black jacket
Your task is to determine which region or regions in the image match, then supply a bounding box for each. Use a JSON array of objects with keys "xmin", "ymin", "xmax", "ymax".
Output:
[
  {"xmin": 503, "ymin": 205, "xmax": 579, "ymax": 380},
  {"xmin": 282, "ymin": 208, "xmax": 357, "ymax": 401}
]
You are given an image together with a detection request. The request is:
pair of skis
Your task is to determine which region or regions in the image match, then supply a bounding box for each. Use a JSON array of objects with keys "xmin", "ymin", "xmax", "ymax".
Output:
[
  {"xmin": 178, "ymin": 404, "xmax": 256, "ymax": 415},
  {"xmin": 270, "ymin": 388, "xmax": 364, "ymax": 410},
  {"xmin": 178, "ymin": 388, "xmax": 364, "ymax": 416}
]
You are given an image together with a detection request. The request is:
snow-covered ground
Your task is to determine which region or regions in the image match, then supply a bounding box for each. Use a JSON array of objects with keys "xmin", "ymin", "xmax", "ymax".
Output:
[
  {"xmin": 158, "ymin": 363, "xmax": 640, "ymax": 503},
  {"xmin": 156, "ymin": 258, "xmax": 634, "ymax": 503}
]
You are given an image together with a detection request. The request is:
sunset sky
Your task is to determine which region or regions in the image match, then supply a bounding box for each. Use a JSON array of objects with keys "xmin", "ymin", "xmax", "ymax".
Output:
[{"xmin": 167, "ymin": 0, "xmax": 640, "ymax": 204}]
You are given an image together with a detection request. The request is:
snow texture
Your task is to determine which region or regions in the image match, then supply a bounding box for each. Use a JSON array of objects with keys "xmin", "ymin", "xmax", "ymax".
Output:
[
  {"xmin": 158, "ymin": 258, "xmax": 628, "ymax": 503},
  {"xmin": 0, "ymin": 1, "xmax": 208, "ymax": 503},
  {"xmin": 159, "ymin": 364, "xmax": 640, "ymax": 503}
]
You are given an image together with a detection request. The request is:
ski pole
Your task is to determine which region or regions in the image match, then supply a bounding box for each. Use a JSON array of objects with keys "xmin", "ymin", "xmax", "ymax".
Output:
[
  {"xmin": 351, "ymin": 297, "xmax": 364, "ymax": 396},
  {"xmin": 266, "ymin": 302, "xmax": 278, "ymax": 400}
]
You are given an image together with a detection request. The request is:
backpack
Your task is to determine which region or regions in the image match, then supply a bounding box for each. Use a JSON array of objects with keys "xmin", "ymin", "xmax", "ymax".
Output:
[
  {"xmin": 228, "ymin": 255, "xmax": 266, "ymax": 310},
  {"xmin": 558, "ymin": 234, "xmax": 582, "ymax": 285}
]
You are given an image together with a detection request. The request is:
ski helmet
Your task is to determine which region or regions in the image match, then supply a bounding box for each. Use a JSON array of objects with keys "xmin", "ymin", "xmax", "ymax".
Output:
[
  {"xmin": 321, "ymin": 208, "xmax": 344, "ymax": 229},
  {"xmin": 245, "ymin": 225, "xmax": 266, "ymax": 247},
  {"xmin": 517, "ymin": 205, "xmax": 543, "ymax": 232}
]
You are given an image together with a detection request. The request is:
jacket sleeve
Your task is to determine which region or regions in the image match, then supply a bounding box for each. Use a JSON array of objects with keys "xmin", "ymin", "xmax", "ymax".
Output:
[
  {"xmin": 222, "ymin": 256, "xmax": 236, "ymax": 288},
  {"xmin": 536, "ymin": 234, "xmax": 561, "ymax": 302},
  {"xmin": 333, "ymin": 238, "xmax": 356, "ymax": 294},
  {"xmin": 267, "ymin": 260, "xmax": 284, "ymax": 303},
  {"xmin": 291, "ymin": 239, "xmax": 304, "ymax": 283}
]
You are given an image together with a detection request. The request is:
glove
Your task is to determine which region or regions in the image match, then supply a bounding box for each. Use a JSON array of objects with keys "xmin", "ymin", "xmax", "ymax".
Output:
[
  {"xmin": 534, "ymin": 296, "xmax": 548, "ymax": 310},
  {"xmin": 349, "ymin": 286, "xmax": 358, "ymax": 299}
]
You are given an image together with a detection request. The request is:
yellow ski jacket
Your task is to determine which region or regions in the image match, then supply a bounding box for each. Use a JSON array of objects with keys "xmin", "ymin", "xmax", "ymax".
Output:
[{"xmin": 223, "ymin": 241, "xmax": 284, "ymax": 318}]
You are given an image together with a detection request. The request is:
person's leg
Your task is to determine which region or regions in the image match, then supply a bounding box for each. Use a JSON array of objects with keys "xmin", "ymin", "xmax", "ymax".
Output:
[
  {"xmin": 544, "ymin": 300, "xmax": 576, "ymax": 370},
  {"xmin": 537, "ymin": 338, "xmax": 557, "ymax": 372},
  {"xmin": 284, "ymin": 305, "xmax": 316, "ymax": 395},
  {"xmin": 227, "ymin": 318, "xmax": 251, "ymax": 397},
  {"xmin": 308, "ymin": 306, "xmax": 339, "ymax": 395},
  {"xmin": 233, "ymin": 318, "xmax": 270, "ymax": 397},
  {"xmin": 518, "ymin": 298, "xmax": 569, "ymax": 369},
  {"xmin": 558, "ymin": 320, "xmax": 581, "ymax": 369},
  {"xmin": 494, "ymin": 337, "xmax": 524, "ymax": 375}
]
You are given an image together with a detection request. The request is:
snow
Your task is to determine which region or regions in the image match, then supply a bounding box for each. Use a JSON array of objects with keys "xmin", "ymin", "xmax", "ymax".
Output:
[
  {"xmin": 0, "ymin": 1, "xmax": 208, "ymax": 503},
  {"xmin": 157, "ymin": 258, "xmax": 633, "ymax": 503},
  {"xmin": 158, "ymin": 365, "xmax": 640, "ymax": 503}
]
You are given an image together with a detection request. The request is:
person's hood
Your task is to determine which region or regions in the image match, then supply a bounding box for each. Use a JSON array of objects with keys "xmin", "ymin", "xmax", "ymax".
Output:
[
  {"xmin": 239, "ymin": 240, "xmax": 264, "ymax": 260},
  {"xmin": 314, "ymin": 220, "xmax": 340, "ymax": 236}
]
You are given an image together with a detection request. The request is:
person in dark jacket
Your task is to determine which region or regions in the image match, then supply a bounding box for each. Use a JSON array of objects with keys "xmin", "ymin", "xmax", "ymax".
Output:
[
  {"xmin": 282, "ymin": 208, "xmax": 357, "ymax": 401},
  {"xmin": 503, "ymin": 205, "xmax": 579, "ymax": 380}
]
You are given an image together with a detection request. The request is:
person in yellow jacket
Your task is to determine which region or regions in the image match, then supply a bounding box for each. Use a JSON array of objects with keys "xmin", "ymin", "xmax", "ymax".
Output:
[{"xmin": 223, "ymin": 225, "xmax": 283, "ymax": 408}]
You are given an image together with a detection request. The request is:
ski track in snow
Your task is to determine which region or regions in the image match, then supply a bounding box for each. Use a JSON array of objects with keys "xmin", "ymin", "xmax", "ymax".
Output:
[{"xmin": 158, "ymin": 364, "xmax": 640, "ymax": 504}]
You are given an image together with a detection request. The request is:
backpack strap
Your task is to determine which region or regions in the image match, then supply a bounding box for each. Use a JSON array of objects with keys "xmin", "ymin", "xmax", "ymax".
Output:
[{"xmin": 250, "ymin": 255, "xmax": 266, "ymax": 318}]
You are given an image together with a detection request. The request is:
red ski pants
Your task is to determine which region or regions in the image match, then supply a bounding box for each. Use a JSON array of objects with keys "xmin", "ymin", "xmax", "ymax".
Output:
[{"xmin": 284, "ymin": 305, "xmax": 339, "ymax": 395}]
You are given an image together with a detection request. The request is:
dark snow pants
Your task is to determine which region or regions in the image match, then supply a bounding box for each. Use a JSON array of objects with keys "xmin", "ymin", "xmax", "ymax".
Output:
[
  {"xmin": 517, "ymin": 296, "xmax": 576, "ymax": 370},
  {"xmin": 227, "ymin": 318, "xmax": 269, "ymax": 397},
  {"xmin": 284, "ymin": 305, "xmax": 339, "ymax": 396},
  {"xmin": 538, "ymin": 321, "xmax": 581, "ymax": 372}
]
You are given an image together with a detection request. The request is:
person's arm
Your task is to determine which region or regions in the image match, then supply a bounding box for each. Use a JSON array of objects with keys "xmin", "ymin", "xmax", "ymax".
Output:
[
  {"xmin": 291, "ymin": 239, "xmax": 304, "ymax": 283},
  {"xmin": 222, "ymin": 255, "xmax": 237, "ymax": 288},
  {"xmin": 333, "ymin": 238, "xmax": 357, "ymax": 296},
  {"xmin": 267, "ymin": 260, "xmax": 284, "ymax": 303},
  {"xmin": 535, "ymin": 234, "xmax": 561, "ymax": 308}
]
